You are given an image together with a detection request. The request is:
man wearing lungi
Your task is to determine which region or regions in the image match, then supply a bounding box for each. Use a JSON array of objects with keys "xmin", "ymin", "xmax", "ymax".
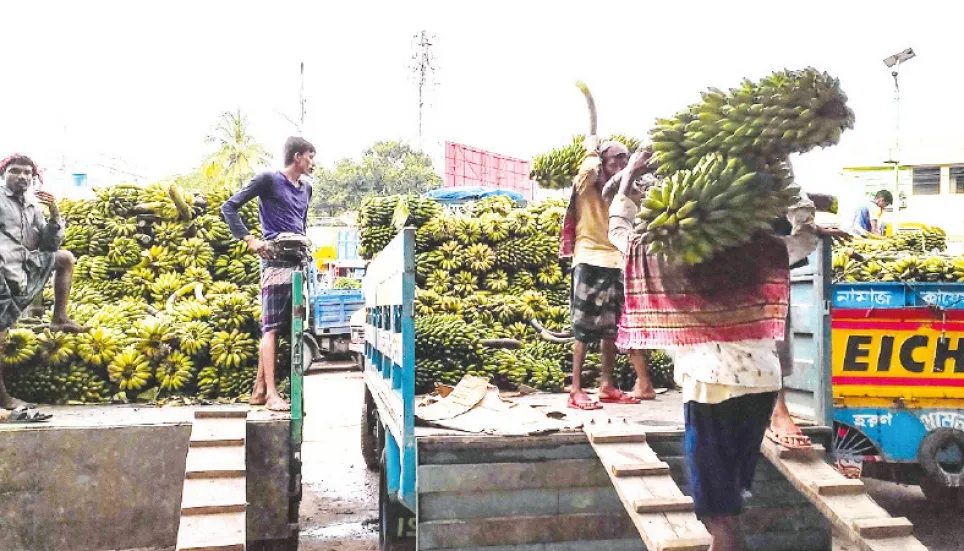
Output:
[
  {"xmin": 222, "ymin": 137, "xmax": 315, "ymax": 411},
  {"xmin": 0, "ymin": 154, "xmax": 87, "ymax": 421}
]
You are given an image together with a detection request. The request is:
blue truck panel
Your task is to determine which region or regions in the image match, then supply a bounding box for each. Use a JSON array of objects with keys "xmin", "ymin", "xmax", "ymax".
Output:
[
  {"xmin": 311, "ymin": 290, "xmax": 365, "ymax": 335},
  {"xmin": 833, "ymin": 282, "xmax": 964, "ymax": 310},
  {"xmin": 337, "ymin": 230, "xmax": 360, "ymax": 261}
]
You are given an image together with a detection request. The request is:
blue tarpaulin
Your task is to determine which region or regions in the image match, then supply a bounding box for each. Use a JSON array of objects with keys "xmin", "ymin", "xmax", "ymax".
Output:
[{"xmin": 424, "ymin": 186, "xmax": 527, "ymax": 206}]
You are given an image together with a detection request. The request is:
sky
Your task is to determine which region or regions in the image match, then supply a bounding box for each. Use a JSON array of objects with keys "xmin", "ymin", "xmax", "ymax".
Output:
[{"xmin": 1, "ymin": 0, "xmax": 962, "ymax": 195}]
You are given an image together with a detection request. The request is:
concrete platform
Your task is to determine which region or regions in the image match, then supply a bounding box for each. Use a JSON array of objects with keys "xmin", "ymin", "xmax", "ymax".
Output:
[{"xmin": 0, "ymin": 404, "xmax": 295, "ymax": 551}]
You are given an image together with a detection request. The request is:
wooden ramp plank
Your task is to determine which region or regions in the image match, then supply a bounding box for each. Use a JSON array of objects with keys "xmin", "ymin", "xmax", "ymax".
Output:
[
  {"xmin": 177, "ymin": 411, "xmax": 248, "ymax": 551},
  {"xmin": 176, "ymin": 511, "xmax": 245, "ymax": 550},
  {"xmin": 190, "ymin": 417, "xmax": 246, "ymax": 446},
  {"xmin": 761, "ymin": 438, "xmax": 928, "ymax": 551},
  {"xmin": 612, "ymin": 462, "xmax": 671, "ymax": 477},
  {"xmin": 585, "ymin": 427, "xmax": 711, "ymax": 551},
  {"xmin": 181, "ymin": 477, "xmax": 247, "ymax": 515}
]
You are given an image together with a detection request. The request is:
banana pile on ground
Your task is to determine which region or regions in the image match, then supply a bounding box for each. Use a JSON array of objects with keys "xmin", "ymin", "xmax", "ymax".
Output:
[
  {"xmin": 530, "ymin": 134, "xmax": 643, "ymax": 190},
  {"xmin": 6, "ymin": 182, "xmax": 288, "ymax": 405},
  {"xmin": 361, "ymin": 193, "xmax": 677, "ymax": 393},
  {"xmin": 832, "ymin": 227, "xmax": 961, "ymax": 283},
  {"xmin": 637, "ymin": 67, "xmax": 855, "ymax": 264}
]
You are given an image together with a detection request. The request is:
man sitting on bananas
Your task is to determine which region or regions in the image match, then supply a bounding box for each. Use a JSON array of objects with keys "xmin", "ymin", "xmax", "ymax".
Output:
[
  {"xmin": 221, "ymin": 137, "xmax": 316, "ymax": 412},
  {"xmin": 559, "ymin": 136, "xmax": 656, "ymax": 410},
  {"xmin": 0, "ymin": 154, "xmax": 88, "ymax": 422}
]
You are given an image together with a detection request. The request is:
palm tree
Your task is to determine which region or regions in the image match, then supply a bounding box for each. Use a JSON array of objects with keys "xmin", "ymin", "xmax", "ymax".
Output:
[{"xmin": 203, "ymin": 109, "xmax": 272, "ymax": 189}]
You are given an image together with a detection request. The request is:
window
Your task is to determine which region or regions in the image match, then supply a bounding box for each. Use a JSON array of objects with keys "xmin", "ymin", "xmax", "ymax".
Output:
[
  {"xmin": 951, "ymin": 166, "xmax": 964, "ymax": 194},
  {"xmin": 912, "ymin": 167, "xmax": 940, "ymax": 195}
]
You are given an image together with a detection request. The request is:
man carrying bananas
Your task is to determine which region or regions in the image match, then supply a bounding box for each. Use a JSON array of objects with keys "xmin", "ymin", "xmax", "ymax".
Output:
[
  {"xmin": 222, "ymin": 137, "xmax": 316, "ymax": 412},
  {"xmin": 608, "ymin": 152, "xmax": 791, "ymax": 550},
  {"xmin": 560, "ymin": 136, "xmax": 655, "ymax": 410},
  {"xmin": 0, "ymin": 154, "xmax": 88, "ymax": 423},
  {"xmin": 849, "ymin": 190, "xmax": 892, "ymax": 237}
]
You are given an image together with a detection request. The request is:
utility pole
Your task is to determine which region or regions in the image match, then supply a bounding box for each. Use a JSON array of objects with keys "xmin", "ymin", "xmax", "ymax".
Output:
[
  {"xmin": 299, "ymin": 62, "xmax": 306, "ymax": 131},
  {"xmin": 411, "ymin": 30, "xmax": 437, "ymax": 147}
]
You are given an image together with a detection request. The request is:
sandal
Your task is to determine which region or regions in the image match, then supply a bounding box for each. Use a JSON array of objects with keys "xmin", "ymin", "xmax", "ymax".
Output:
[
  {"xmin": 765, "ymin": 427, "xmax": 812, "ymax": 449},
  {"xmin": 2, "ymin": 406, "xmax": 52, "ymax": 424},
  {"xmin": 598, "ymin": 389, "xmax": 642, "ymax": 405},
  {"xmin": 567, "ymin": 394, "xmax": 603, "ymax": 411}
]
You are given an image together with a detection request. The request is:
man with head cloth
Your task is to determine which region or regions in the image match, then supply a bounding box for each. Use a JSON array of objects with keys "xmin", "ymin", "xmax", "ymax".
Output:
[{"xmin": 560, "ymin": 137, "xmax": 655, "ymax": 410}]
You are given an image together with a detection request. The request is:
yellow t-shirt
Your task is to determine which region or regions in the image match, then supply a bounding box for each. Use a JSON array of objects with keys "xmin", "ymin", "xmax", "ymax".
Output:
[{"xmin": 573, "ymin": 155, "xmax": 622, "ymax": 269}]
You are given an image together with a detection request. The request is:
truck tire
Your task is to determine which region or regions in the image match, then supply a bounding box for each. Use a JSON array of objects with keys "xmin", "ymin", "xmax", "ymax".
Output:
[
  {"xmin": 361, "ymin": 387, "xmax": 380, "ymax": 470},
  {"xmin": 379, "ymin": 450, "xmax": 417, "ymax": 551},
  {"xmin": 918, "ymin": 428, "xmax": 964, "ymax": 507}
]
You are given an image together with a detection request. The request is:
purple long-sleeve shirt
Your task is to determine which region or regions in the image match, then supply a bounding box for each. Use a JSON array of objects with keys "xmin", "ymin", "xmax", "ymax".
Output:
[{"xmin": 221, "ymin": 171, "xmax": 312, "ymax": 241}]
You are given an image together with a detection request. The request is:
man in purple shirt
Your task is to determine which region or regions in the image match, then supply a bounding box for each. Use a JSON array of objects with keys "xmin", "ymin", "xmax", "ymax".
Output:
[{"xmin": 221, "ymin": 137, "xmax": 315, "ymax": 411}]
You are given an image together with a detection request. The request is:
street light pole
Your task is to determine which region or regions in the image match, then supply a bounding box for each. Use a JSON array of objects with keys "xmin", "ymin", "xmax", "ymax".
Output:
[{"xmin": 883, "ymin": 47, "xmax": 915, "ymax": 233}]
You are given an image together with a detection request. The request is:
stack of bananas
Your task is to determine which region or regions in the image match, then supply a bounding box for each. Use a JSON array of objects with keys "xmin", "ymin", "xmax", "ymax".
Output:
[
  {"xmin": 361, "ymin": 194, "xmax": 679, "ymax": 393},
  {"xmin": 530, "ymin": 135, "xmax": 644, "ymax": 190},
  {"xmin": 637, "ymin": 67, "xmax": 854, "ymax": 263},
  {"xmin": 832, "ymin": 227, "xmax": 960, "ymax": 283},
  {"xmin": 7, "ymin": 180, "xmax": 279, "ymax": 405}
]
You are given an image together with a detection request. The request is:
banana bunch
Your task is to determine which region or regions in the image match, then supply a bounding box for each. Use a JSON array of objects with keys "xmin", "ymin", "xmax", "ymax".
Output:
[
  {"xmin": 135, "ymin": 182, "xmax": 182, "ymax": 222},
  {"xmin": 2, "ymin": 329, "xmax": 38, "ymax": 367},
  {"xmin": 217, "ymin": 366, "xmax": 257, "ymax": 398},
  {"xmin": 196, "ymin": 366, "xmax": 220, "ymax": 398},
  {"xmin": 649, "ymin": 68, "xmax": 854, "ymax": 175},
  {"xmin": 452, "ymin": 271, "xmax": 478, "ymax": 297},
  {"xmin": 467, "ymin": 195, "xmax": 517, "ymax": 217},
  {"xmin": 391, "ymin": 194, "xmax": 444, "ymax": 229},
  {"xmin": 484, "ymin": 270, "xmax": 510, "ymax": 292},
  {"xmin": 425, "ymin": 270, "xmax": 451, "ymax": 295},
  {"xmin": 64, "ymin": 225, "xmax": 94, "ymax": 257},
  {"xmin": 77, "ymin": 327, "xmax": 122, "ymax": 368},
  {"xmin": 177, "ymin": 321, "xmax": 214, "ymax": 356},
  {"xmin": 464, "ymin": 243, "xmax": 496, "ymax": 274},
  {"xmin": 36, "ymin": 330, "xmax": 76, "ymax": 367},
  {"xmin": 191, "ymin": 214, "xmax": 232, "ymax": 244},
  {"xmin": 96, "ymin": 184, "xmax": 144, "ymax": 217},
  {"xmin": 152, "ymin": 222, "xmax": 186, "ymax": 248},
  {"xmin": 359, "ymin": 196, "xmax": 402, "ymax": 228},
  {"xmin": 636, "ymin": 154, "xmax": 798, "ymax": 263},
  {"xmin": 130, "ymin": 317, "xmax": 175, "ymax": 361},
  {"xmin": 537, "ymin": 207, "xmax": 566, "ymax": 236},
  {"xmin": 176, "ymin": 238, "xmax": 215, "ymax": 270},
  {"xmin": 105, "ymin": 218, "xmax": 137, "ymax": 239},
  {"xmin": 360, "ymin": 226, "xmax": 397, "ymax": 259},
  {"xmin": 156, "ymin": 351, "xmax": 195, "ymax": 392},
  {"xmin": 333, "ymin": 277, "xmax": 362, "ymax": 290},
  {"xmin": 210, "ymin": 292, "xmax": 254, "ymax": 332},
  {"xmin": 509, "ymin": 271, "xmax": 536, "ymax": 296},
  {"xmin": 453, "ymin": 216, "xmax": 483, "ymax": 245},
  {"xmin": 107, "ymin": 346, "xmax": 153, "ymax": 391},
  {"xmin": 209, "ymin": 329, "xmax": 257, "ymax": 369},
  {"xmin": 479, "ymin": 213, "xmax": 510, "ymax": 243},
  {"xmin": 106, "ymin": 237, "xmax": 142, "ymax": 269},
  {"xmin": 63, "ymin": 363, "xmax": 111, "ymax": 403}
]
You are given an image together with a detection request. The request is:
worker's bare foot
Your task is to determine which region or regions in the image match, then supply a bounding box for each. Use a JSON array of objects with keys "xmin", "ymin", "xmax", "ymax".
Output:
[
  {"xmin": 249, "ymin": 383, "xmax": 267, "ymax": 406},
  {"xmin": 265, "ymin": 393, "xmax": 290, "ymax": 412},
  {"xmin": 0, "ymin": 396, "xmax": 36, "ymax": 410},
  {"xmin": 767, "ymin": 412, "xmax": 812, "ymax": 449},
  {"xmin": 0, "ymin": 408, "xmax": 9, "ymax": 421},
  {"xmin": 49, "ymin": 317, "xmax": 89, "ymax": 334},
  {"xmin": 630, "ymin": 380, "xmax": 657, "ymax": 401}
]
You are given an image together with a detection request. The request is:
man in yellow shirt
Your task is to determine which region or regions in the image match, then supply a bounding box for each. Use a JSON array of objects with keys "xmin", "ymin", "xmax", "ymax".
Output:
[{"xmin": 562, "ymin": 136, "xmax": 655, "ymax": 410}]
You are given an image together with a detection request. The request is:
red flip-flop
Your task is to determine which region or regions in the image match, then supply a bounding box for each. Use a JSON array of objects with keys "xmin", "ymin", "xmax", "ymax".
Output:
[
  {"xmin": 568, "ymin": 394, "xmax": 603, "ymax": 410},
  {"xmin": 598, "ymin": 389, "xmax": 642, "ymax": 405}
]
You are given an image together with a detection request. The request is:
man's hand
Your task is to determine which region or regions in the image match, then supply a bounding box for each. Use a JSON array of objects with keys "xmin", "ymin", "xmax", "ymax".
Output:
[
  {"xmin": 35, "ymin": 191, "xmax": 60, "ymax": 220},
  {"xmin": 818, "ymin": 226, "xmax": 852, "ymax": 245},
  {"xmin": 245, "ymin": 236, "xmax": 274, "ymax": 259},
  {"xmin": 627, "ymin": 149, "xmax": 652, "ymax": 175}
]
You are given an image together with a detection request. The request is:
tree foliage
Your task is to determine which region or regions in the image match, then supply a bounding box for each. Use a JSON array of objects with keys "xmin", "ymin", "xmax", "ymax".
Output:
[
  {"xmin": 202, "ymin": 109, "xmax": 272, "ymax": 190},
  {"xmin": 311, "ymin": 141, "xmax": 441, "ymax": 217}
]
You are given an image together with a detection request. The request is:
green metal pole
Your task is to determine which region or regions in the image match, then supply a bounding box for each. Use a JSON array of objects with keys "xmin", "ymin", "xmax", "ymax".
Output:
[{"xmin": 290, "ymin": 269, "xmax": 305, "ymax": 446}]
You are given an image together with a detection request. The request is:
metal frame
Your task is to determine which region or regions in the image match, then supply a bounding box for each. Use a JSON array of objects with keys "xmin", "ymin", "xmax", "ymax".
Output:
[{"xmin": 362, "ymin": 228, "xmax": 417, "ymax": 511}]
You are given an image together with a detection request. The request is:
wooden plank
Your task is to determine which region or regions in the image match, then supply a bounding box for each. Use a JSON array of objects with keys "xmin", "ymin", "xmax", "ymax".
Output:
[
  {"xmin": 418, "ymin": 459, "xmax": 610, "ymax": 493},
  {"xmin": 811, "ymin": 478, "xmax": 865, "ymax": 496},
  {"xmin": 589, "ymin": 431, "xmax": 648, "ymax": 444},
  {"xmin": 585, "ymin": 427, "xmax": 711, "ymax": 551},
  {"xmin": 612, "ymin": 462, "xmax": 671, "ymax": 477},
  {"xmin": 418, "ymin": 512, "xmax": 636, "ymax": 550},
  {"xmin": 185, "ymin": 445, "xmax": 245, "ymax": 477},
  {"xmin": 776, "ymin": 443, "xmax": 826, "ymax": 461},
  {"xmin": 176, "ymin": 511, "xmax": 245, "ymax": 551},
  {"xmin": 194, "ymin": 409, "xmax": 248, "ymax": 419},
  {"xmin": 853, "ymin": 517, "xmax": 914, "ymax": 539},
  {"xmin": 181, "ymin": 477, "xmax": 246, "ymax": 516},
  {"xmin": 634, "ymin": 496, "xmax": 693, "ymax": 514},
  {"xmin": 760, "ymin": 438, "xmax": 928, "ymax": 551},
  {"xmin": 189, "ymin": 418, "xmax": 245, "ymax": 445}
]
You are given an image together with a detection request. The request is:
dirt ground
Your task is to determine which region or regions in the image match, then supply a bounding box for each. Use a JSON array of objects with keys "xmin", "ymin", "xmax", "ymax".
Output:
[
  {"xmin": 298, "ymin": 370, "xmax": 963, "ymax": 551},
  {"xmin": 299, "ymin": 370, "xmax": 378, "ymax": 551}
]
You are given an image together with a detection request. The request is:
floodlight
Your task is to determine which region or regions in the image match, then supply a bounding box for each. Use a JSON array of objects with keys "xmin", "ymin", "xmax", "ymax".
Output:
[{"xmin": 883, "ymin": 48, "xmax": 915, "ymax": 68}]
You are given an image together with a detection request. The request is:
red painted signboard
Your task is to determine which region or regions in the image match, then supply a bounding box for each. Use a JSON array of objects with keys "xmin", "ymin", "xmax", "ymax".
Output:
[{"xmin": 444, "ymin": 142, "xmax": 533, "ymax": 198}]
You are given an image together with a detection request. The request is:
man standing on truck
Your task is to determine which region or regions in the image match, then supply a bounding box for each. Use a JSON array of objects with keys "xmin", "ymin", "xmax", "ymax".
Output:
[
  {"xmin": 849, "ymin": 190, "xmax": 892, "ymax": 237},
  {"xmin": 608, "ymin": 155, "xmax": 788, "ymax": 551},
  {"xmin": 560, "ymin": 136, "xmax": 655, "ymax": 410},
  {"xmin": 0, "ymin": 154, "xmax": 87, "ymax": 422},
  {"xmin": 222, "ymin": 137, "xmax": 316, "ymax": 412}
]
